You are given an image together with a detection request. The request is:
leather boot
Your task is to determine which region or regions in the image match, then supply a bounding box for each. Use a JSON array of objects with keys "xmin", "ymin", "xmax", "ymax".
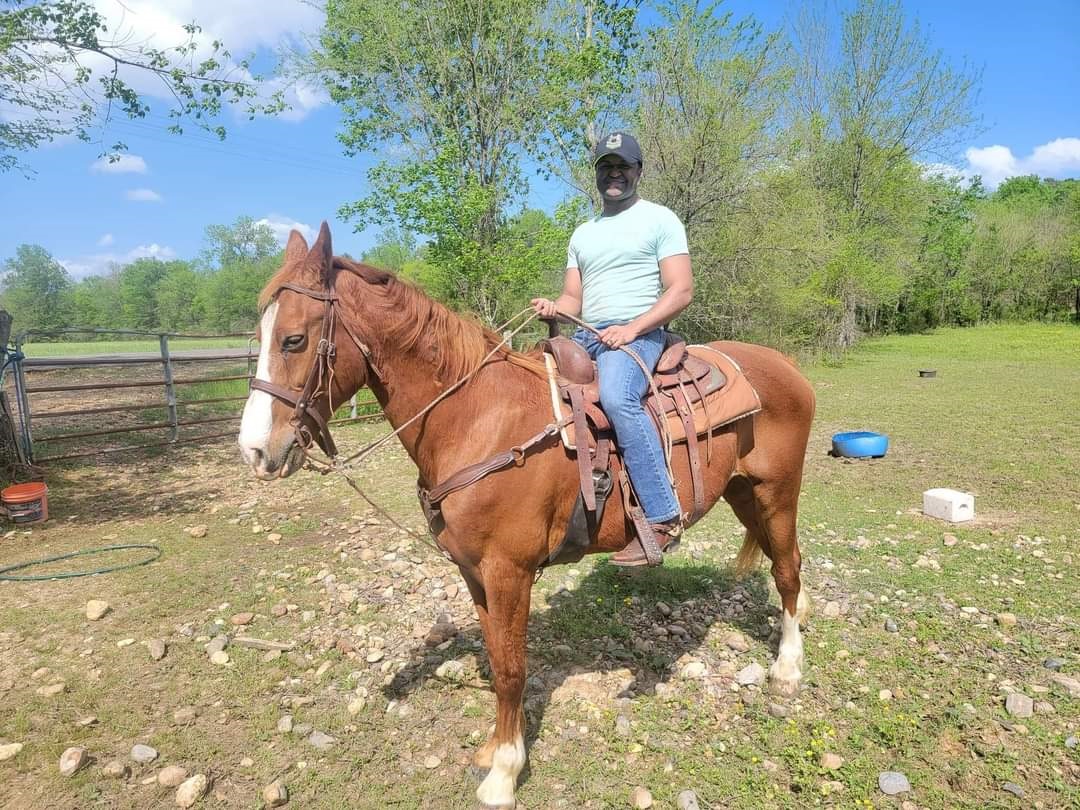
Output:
[{"xmin": 611, "ymin": 521, "xmax": 682, "ymax": 568}]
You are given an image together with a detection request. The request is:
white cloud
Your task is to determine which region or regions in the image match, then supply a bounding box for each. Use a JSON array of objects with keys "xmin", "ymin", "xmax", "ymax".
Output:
[
  {"xmin": 1026, "ymin": 138, "xmax": 1080, "ymax": 176},
  {"xmin": 920, "ymin": 162, "xmax": 965, "ymax": 182},
  {"xmin": 83, "ymin": 1, "xmax": 328, "ymax": 120},
  {"xmin": 60, "ymin": 243, "xmax": 178, "ymax": 280},
  {"xmin": 90, "ymin": 154, "xmax": 147, "ymax": 174},
  {"xmin": 97, "ymin": 233, "xmax": 114, "ymax": 247},
  {"xmin": 126, "ymin": 188, "xmax": 163, "ymax": 202},
  {"xmin": 962, "ymin": 137, "xmax": 1080, "ymax": 188},
  {"xmin": 256, "ymin": 214, "xmax": 315, "ymax": 246},
  {"xmin": 261, "ymin": 76, "xmax": 330, "ymax": 123}
]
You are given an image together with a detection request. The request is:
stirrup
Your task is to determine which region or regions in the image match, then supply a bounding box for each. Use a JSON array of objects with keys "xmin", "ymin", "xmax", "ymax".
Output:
[{"xmin": 612, "ymin": 520, "xmax": 682, "ymax": 568}]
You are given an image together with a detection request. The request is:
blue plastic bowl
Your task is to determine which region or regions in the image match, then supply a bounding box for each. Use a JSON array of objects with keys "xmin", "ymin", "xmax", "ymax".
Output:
[{"xmin": 831, "ymin": 431, "xmax": 889, "ymax": 459}]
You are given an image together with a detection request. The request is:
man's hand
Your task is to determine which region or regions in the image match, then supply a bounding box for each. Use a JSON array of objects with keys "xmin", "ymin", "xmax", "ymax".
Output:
[
  {"xmin": 531, "ymin": 297, "xmax": 559, "ymax": 318},
  {"xmin": 598, "ymin": 323, "xmax": 640, "ymax": 349}
]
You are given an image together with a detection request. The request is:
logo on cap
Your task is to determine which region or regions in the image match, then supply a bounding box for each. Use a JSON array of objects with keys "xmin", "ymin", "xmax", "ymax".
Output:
[{"xmin": 606, "ymin": 133, "xmax": 623, "ymax": 149}]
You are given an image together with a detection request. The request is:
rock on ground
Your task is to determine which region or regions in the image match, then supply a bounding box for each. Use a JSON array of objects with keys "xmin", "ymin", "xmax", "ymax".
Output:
[
  {"xmin": 1050, "ymin": 673, "xmax": 1080, "ymax": 698},
  {"xmin": 158, "ymin": 766, "xmax": 188, "ymax": 787},
  {"xmin": 677, "ymin": 790, "xmax": 700, "ymax": 810},
  {"xmin": 175, "ymin": 774, "xmax": 208, "ymax": 807},
  {"xmin": 263, "ymin": 780, "xmax": 289, "ymax": 807},
  {"xmin": 131, "ymin": 744, "xmax": 159, "ymax": 764},
  {"xmin": 680, "ymin": 661, "xmax": 707, "ymax": 679},
  {"xmin": 147, "ymin": 639, "xmax": 167, "ymax": 660},
  {"xmin": 631, "ymin": 786, "xmax": 653, "ymax": 808},
  {"xmin": 59, "ymin": 746, "xmax": 89, "ymax": 777},
  {"xmin": 1004, "ymin": 693, "xmax": 1033, "ymax": 718},
  {"xmin": 820, "ymin": 752, "xmax": 843, "ymax": 770},
  {"xmin": 173, "ymin": 707, "xmax": 198, "ymax": 724},
  {"xmin": 102, "ymin": 760, "xmax": 130, "ymax": 779},
  {"xmin": 879, "ymin": 771, "xmax": 911, "ymax": 795},
  {"xmin": 736, "ymin": 662, "xmax": 766, "ymax": 687},
  {"xmin": 0, "ymin": 743, "xmax": 23, "ymax": 761},
  {"xmin": 85, "ymin": 600, "xmax": 110, "ymax": 620}
]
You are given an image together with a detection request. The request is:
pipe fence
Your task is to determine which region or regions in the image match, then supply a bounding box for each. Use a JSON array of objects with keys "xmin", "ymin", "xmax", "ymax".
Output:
[{"xmin": 4, "ymin": 327, "xmax": 382, "ymax": 463}]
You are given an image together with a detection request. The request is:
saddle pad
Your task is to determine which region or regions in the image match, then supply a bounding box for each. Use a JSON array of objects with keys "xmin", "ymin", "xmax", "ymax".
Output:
[
  {"xmin": 646, "ymin": 346, "xmax": 761, "ymax": 444},
  {"xmin": 543, "ymin": 345, "xmax": 761, "ymax": 451}
]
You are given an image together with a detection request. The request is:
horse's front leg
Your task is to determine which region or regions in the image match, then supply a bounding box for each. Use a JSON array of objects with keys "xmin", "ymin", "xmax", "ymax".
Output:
[{"xmin": 465, "ymin": 558, "xmax": 532, "ymax": 809}]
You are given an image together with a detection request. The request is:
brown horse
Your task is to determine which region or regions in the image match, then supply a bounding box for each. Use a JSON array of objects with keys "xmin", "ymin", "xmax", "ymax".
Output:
[{"xmin": 238, "ymin": 224, "xmax": 815, "ymax": 809}]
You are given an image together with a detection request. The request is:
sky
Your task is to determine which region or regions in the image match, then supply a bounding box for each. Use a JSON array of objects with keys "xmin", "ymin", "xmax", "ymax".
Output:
[{"xmin": 2, "ymin": 0, "xmax": 1078, "ymax": 281}]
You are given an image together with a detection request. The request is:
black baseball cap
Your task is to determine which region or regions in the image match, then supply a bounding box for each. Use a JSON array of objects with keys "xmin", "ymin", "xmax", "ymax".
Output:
[{"xmin": 593, "ymin": 131, "xmax": 643, "ymax": 166}]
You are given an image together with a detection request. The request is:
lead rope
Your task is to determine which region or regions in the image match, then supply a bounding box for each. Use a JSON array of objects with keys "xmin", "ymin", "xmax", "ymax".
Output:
[{"xmin": 296, "ymin": 307, "xmax": 544, "ymax": 558}]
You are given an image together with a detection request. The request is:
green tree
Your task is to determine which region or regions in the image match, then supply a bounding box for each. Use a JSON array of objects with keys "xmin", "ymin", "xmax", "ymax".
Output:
[
  {"xmin": 200, "ymin": 216, "xmax": 279, "ymax": 270},
  {"xmin": 783, "ymin": 0, "xmax": 982, "ymax": 346},
  {"xmin": 634, "ymin": 0, "xmax": 788, "ymax": 232},
  {"xmin": 69, "ymin": 272, "xmax": 121, "ymax": 331},
  {"xmin": 896, "ymin": 175, "xmax": 981, "ymax": 330},
  {"xmin": 361, "ymin": 228, "xmax": 420, "ymax": 273},
  {"xmin": 114, "ymin": 258, "xmax": 174, "ymax": 330},
  {"xmin": 199, "ymin": 255, "xmax": 279, "ymax": 332},
  {"xmin": 155, "ymin": 262, "xmax": 205, "ymax": 331},
  {"xmin": 306, "ymin": 0, "xmax": 636, "ymax": 323},
  {"xmin": 1, "ymin": 0, "xmax": 275, "ymax": 173},
  {"xmin": 0, "ymin": 244, "xmax": 73, "ymax": 334}
]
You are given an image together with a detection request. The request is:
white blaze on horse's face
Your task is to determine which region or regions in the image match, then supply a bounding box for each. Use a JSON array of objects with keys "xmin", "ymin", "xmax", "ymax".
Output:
[{"xmin": 238, "ymin": 303, "xmax": 302, "ymax": 479}]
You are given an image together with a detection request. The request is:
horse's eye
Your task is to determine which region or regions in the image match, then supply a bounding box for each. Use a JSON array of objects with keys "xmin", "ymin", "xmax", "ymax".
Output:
[{"xmin": 281, "ymin": 334, "xmax": 306, "ymax": 352}]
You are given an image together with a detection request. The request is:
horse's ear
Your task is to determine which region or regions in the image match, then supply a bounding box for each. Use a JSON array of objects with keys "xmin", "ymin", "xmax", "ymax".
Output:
[
  {"xmin": 308, "ymin": 221, "xmax": 333, "ymax": 281},
  {"xmin": 284, "ymin": 229, "xmax": 308, "ymax": 262}
]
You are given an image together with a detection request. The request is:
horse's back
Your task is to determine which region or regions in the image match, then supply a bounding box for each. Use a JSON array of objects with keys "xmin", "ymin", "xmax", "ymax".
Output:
[{"xmin": 706, "ymin": 340, "xmax": 815, "ymax": 419}]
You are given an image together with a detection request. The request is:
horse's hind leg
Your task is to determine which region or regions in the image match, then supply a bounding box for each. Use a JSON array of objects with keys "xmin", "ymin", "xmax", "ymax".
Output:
[
  {"xmin": 725, "ymin": 476, "xmax": 806, "ymax": 696},
  {"xmin": 466, "ymin": 559, "xmax": 531, "ymax": 809}
]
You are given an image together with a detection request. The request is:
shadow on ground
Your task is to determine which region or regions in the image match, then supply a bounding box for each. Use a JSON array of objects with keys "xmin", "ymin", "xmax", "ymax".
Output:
[
  {"xmin": 385, "ymin": 559, "xmax": 775, "ymax": 784},
  {"xmin": 32, "ymin": 445, "xmax": 249, "ymax": 522}
]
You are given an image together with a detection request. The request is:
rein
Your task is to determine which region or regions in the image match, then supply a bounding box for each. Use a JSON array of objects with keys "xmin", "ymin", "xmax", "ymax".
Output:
[
  {"xmin": 251, "ymin": 269, "xmax": 560, "ymax": 555},
  {"xmin": 253, "ymin": 270, "xmax": 669, "ymax": 560}
]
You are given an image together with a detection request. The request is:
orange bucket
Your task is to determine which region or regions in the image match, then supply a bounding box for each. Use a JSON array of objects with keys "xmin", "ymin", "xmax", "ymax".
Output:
[{"xmin": 2, "ymin": 482, "xmax": 49, "ymax": 525}]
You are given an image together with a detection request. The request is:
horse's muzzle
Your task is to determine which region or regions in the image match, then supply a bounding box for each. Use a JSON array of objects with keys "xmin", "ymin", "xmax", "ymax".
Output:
[{"xmin": 240, "ymin": 442, "xmax": 304, "ymax": 480}]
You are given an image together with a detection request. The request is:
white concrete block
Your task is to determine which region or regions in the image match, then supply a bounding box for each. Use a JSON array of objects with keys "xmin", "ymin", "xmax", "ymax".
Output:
[{"xmin": 922, "ymin": 488, "xmax": 974, "ymax": 523}]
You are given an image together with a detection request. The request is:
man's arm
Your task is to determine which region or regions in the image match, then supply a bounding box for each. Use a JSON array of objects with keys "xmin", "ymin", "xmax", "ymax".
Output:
[
  {"xmin": 531, "ymin": 267, "xmax": 583, "ymax": 318},
  {"xmin": 600, "ymin": 254, "xmax": 693, "ymax": 347}
]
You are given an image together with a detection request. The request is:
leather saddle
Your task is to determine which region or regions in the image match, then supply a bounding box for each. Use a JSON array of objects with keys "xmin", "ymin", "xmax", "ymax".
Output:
[{"xmin": 537, "ymin": 331, "xmax": 761, "ymax": 567}]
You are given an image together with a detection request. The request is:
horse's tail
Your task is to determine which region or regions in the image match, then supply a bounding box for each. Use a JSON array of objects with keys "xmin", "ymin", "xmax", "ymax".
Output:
[{"xmin": 734, "ymin": 532, "xmax": 764, "ymax": 578}]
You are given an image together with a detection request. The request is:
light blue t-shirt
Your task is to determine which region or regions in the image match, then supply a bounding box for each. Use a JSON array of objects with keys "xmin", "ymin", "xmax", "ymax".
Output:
[{"xmin": 566, "ymin": 198, "xmax": 688, "ymax": 325}]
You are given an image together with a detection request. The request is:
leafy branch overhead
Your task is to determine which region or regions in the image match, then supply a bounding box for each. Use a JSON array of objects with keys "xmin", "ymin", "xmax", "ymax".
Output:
[{"xmin": 0, "ymin": 0, "xmax": 284, "ymax": 172}]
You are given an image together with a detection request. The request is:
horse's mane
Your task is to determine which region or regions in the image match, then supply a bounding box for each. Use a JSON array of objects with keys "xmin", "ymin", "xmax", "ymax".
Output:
[{"xmin": 262, "ymin": 255, "xmax": 545, "ymax": 383}]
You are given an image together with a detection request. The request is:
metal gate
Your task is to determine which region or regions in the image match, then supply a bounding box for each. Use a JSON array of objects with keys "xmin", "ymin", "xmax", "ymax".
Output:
[{"xmin": 4, "ymin": 327, "xmax": 382, "ymax": 464}]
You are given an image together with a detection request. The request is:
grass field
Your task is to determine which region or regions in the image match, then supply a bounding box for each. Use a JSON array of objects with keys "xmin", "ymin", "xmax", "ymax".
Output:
[
  {"xmin": 0, "ymin": 322, "xmax": 1076, "ymax": 809},
  {"xmin": 17, "ymin": 337, "xmax": 254, "ymax": 357}
]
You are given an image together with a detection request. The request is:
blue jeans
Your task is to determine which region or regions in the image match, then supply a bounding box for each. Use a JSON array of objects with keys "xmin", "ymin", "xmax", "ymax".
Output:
[{"xmin": 572, "ymin": 323, "xmax": 681, "ymax": 524}]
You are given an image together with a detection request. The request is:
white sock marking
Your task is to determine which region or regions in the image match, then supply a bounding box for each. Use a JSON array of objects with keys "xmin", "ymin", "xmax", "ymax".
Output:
[
  {"xmin": 476, "ymin": 736, "xmax": 525, "ymax": 808},
  {"xmin": 770, "ymin": 605, "xmax": 804, "ymax": 688}
]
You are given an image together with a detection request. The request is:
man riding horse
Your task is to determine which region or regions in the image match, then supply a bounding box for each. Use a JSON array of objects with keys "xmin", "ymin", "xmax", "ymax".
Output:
[{"xmin": 532, "ymin": 131, "xmax": 693, "ymax": 566}]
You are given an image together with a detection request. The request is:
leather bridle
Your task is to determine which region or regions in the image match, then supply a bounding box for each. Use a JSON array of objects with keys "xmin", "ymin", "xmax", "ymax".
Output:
[{"xmin": 249, "ymin": 271, "xmax": 380, "ymax": 460}]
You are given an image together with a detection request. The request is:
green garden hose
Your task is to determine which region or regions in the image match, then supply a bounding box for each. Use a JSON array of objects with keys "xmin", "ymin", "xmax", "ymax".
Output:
[{"xmin": 0, "ymin": 544, "xmax": 162, "ymax": 581}]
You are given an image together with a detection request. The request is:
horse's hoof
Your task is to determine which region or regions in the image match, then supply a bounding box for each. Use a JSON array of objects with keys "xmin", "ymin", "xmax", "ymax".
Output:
[
  {"xmin": 478, "ymin": 803, "xmax": 516, "ymax": 810},
  {"xmin": 769, "ymin": 677, "xmax": 800, "ymax": 698}
]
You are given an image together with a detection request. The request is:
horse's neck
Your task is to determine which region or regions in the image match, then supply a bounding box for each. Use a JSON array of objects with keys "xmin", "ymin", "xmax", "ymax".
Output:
[{"xmin": 363, "ymin": 324, "xmax": 500, "ymax": 479}]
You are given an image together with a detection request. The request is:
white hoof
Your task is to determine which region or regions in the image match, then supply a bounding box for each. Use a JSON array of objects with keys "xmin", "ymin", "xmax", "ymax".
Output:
[
  {"xmin": 769, "ymin": 659, "xmax": 802, "ymax": 697},
  {"xmin": 475, "ymin": 738, "xmax": 524, "ymax": 809}
]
